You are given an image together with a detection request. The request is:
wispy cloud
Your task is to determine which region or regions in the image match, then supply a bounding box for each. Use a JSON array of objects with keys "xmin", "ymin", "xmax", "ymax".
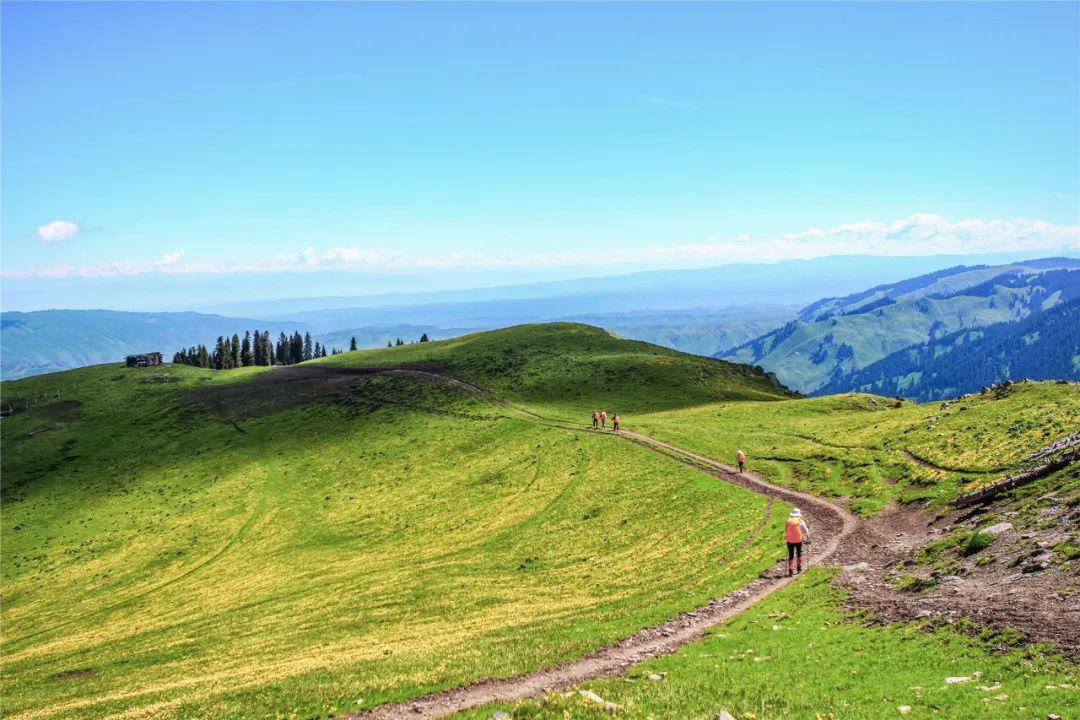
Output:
[
  {"xmin": 640, "ymin": 95, "xmax": 699, "ymax": 110},
  {"xmin": 36, "ymin": 220, "xmax": 80, "ymax": 243},
  {"xmin": 3, "ymin": 214, "xmax": 1077, "ymax": 281}
]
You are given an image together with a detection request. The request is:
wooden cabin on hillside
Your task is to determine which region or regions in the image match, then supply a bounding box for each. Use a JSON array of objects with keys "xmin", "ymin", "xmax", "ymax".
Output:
[{"xmin": 125, "ymin": 352, "xmax": 164, "ymax": 368}]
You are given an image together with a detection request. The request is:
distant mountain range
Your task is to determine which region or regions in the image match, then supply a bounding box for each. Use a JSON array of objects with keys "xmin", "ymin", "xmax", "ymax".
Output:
[
  {"xmin": 0, "ymin": 305, "xmax": 793, "ymax": 381},
  {"xmin": 718, "ymin": 258, "xmax": 1080, "ymax": 398},
  {"xmin": 3, "ymin": 253, "xmax": 1078, "ymax": 385},
  {"xmin": 0, "ymin": 311, "xmax": 309, "ymax": 380}
]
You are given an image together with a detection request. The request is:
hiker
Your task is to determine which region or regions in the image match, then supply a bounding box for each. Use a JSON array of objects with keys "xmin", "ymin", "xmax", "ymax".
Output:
[
  {"xmin": 737, "ymin": 448, "xmax": 747, "ymax": 473},
  {"xmin": 612, "ymin": 412, "xmax": 621, "ymax": 431},
  {"xmin": 786, "ymin": 508, "xmax": 810, "ymax": 576},
  {"xmin": 600, "ymin": 410, "xmax": 608, "ymax": 429},
  {"xmin": 592, "ymin": 410, "xmax": 600, "ymax": 429}
]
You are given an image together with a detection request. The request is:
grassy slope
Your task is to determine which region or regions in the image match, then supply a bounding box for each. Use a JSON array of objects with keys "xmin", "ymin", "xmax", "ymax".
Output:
[
  {"xmin": 317, "ymin": 322, "xmax": 790, "ymax": 416},
  {"xmin": 4, "ymin": 323, "xmax": 1077, "ymax": 720},
  {"xmin": 1, "ymin": 325, "xmax": 786, "ymax": 720},
  {"xmin": 462, "ymin": 570, "xmax": 1079, "ymax": 720},
  {"xmin": 633, "ymin": 382, "xmax": 1080, "ymax": 515}
]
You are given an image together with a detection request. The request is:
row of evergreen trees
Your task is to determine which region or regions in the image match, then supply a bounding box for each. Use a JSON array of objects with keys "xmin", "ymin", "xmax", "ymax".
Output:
[
  {"xmin": 173, "ymin": 331, "xmax": 433, "ymax": 370},
  {"xmin": 173, "ymin": 331, "xmax": 343, "ymax": 370}
]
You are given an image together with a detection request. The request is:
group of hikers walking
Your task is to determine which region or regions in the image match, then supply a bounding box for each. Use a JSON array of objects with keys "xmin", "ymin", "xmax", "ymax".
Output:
[{"xmin": 591, "ymin": 410, "xmax": 620, "ymax": 431}]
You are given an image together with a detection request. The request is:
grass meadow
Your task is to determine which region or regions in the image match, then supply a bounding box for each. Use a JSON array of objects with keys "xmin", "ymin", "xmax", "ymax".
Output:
[{"xmin": 3, "ymin": 324, "xmax": 1077, "ymax": 719}]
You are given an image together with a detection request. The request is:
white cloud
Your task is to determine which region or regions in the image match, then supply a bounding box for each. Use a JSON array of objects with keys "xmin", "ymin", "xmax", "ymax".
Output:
[
  {"xmin": 3, "ymin": 214, "xmax": 1078, "ymax": 281},
  {"xmin": 1055, "ymin": 192, "xmax": 1067, "ymax": 200},
  {"xmin": 36, "ymin": 220, "xmax": 80, "ymax": 243},
  {"xmin": 641, "ymin": 95, "xmax": 699, "ymax": 110}
]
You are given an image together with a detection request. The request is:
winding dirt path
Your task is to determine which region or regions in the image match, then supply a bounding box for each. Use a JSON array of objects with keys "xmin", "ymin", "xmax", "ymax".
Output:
[{"xmin": 351, "ymin": 374, "xmax": 859, "ymax": 719}]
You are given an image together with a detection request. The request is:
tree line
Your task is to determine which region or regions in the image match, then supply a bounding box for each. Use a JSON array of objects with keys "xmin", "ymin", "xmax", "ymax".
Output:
[
  {"xmin": 173, "ymin": 331, "xmax": 432, "ymax": 369},
  {"xmin": 173, "ymin": 331, "xmax": 339, "ymax": 370}
]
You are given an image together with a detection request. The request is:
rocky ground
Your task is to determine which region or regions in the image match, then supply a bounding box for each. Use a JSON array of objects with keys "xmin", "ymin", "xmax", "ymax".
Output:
[{"xmin": 834, "ymin": 485, "xmax": 1080, "ymax": 659}]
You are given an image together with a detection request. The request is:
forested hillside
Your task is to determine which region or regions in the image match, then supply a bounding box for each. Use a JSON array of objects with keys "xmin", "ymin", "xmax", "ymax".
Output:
[
  {"xmin": 718, "ymin": 259, "xmax": 1080, "ymax": 396},
  {"xmin": 820, "ymin": 296, "xmax": 1080, "ymax": 400}
]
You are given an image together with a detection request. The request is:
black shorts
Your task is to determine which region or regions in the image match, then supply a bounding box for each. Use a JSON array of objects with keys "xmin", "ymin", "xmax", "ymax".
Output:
[{"xmin": 787, "ymin": 541, "xmax": 803, "ymax": 560}]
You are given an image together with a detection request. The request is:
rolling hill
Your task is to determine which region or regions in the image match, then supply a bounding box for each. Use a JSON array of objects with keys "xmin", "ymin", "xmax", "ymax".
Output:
[
  {"xmin": 3, "ymin": 323, "xmax": 1077, "ymax": 719},
  {"xmin": 0, "ymin": 325, "xmax": 790, "ymax": 719},
  {"xmin": 718, "ymin": 258, "xmax": 1080, "ymax": 396}
]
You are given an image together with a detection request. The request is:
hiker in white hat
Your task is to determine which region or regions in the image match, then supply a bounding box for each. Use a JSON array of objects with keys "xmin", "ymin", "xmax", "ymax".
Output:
[{"xmin": 785, "ymin": 508, "xmax": 810, "ymax": 576}]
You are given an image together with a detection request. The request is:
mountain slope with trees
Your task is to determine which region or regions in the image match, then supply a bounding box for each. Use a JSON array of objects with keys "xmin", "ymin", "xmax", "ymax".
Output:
[
  {"xmin": 717, "ymin": 259, "xmax": 1080, "ymax": 395},
  {"xmin": 819, "ymin": 295, "xmax": 1080, "ymax": 400}
]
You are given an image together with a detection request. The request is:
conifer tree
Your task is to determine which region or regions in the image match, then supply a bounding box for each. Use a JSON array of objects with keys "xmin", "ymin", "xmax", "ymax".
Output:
[
  {"xmin": 303, "ymin": 332, "xmax": 313, "ymax": 362},
  {"xmin": 213, "ymin": 336, "xmax": 227, "ymax": 370},
  {"xmin": 387, "ymin": 340, "xmax": 393, "ymax": 348},
  {"xmin": 290, "ymin": 331, "xmax": 303, "ymax": 364},
  {"xmin": 350, "ymin": 336, "xmax": 358, "ymax": 351},
  {"xmin": 314, "ymin": 341, "xmax": 322, "ymax": 358},
  {"xmin": 243, "ymin": 331, "xmax": 254, "ymax": 367},
  {"xmin": 198, "ymin": 344, "xmax": 210, "ymax": 368},
  {"xmin": 395, "ymin": 337, "xmax": 404, "ymax": 346},
  {"xmin": 277, "ymin": 332, "xmax": 289, "ymax": 365},
  {"xmin": 263, "ymin": 331, "xmax": 274, "ymax": 365},
  {"xmin": 420, "ymin": 333, "xmax": 430, "ymax": 342},
  {"xmin": 231, "ymin": 334, "xmax": 242, "ymax": 368}
]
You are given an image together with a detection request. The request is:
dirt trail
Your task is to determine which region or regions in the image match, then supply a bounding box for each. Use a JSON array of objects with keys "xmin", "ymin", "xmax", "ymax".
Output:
[{"xmin": 352, "ymin": 376, "xmax": 859, "ymax": 720}]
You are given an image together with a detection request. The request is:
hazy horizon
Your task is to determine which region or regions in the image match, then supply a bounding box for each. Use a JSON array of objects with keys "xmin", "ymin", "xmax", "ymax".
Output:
[{"xmin": 1, "ymin": 248, "xmax": 1076, "ymax": 314}]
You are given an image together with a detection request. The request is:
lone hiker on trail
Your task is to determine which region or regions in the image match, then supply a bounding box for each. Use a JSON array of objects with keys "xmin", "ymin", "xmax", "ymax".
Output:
[
  {"xmin": 612, "ymin": 413, "xmax": 621, "ymax": 431},
  {"xmin": 600, "ymin": 410, "xmax": 608, "ymax": 429},
  {"xmin": 592, "ymin": 410, "xmax": 600, "ymax": 429},
  {"xmin": 737, "ymin": 449, "xmax": 747, "ymax": 473},
  {"xmin": 786, "ymin": 508, "xmax": 810, "ymax": 576}
]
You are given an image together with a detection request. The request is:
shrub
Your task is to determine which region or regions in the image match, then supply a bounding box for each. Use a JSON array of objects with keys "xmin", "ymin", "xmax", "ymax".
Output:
[{"xmin": 961, "ymin": 532, "xmax": 995, "ymax": 557}]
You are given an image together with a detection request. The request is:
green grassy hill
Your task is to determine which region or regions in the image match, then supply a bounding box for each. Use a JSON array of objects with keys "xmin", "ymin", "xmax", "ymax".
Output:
[
  {"xmin": 2, "ymin": 323, "xmax": 1076, "ymax": 720},
  {"xmin": 0, "ymin": 324, "xmax": 788, "ymax": 720}
]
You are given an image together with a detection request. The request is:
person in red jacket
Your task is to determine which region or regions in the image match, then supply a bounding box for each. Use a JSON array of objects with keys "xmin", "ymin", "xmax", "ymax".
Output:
[
  {"xmin": 599, "ymin": 410, "xmax": 608, "ymax": 429},
  {"xmin": 592, "ymin": 410, "xmax": 600, "ymax": 429},
  {"xmin": 612, "ymin": 413, "xmax": 621, "ymax": 431},
  {"xmin": 737, "ymin": 448, "xmax": 747, "ymax": 472},
  {"xmin": 785, "ymin": 508, "xmax": 810, "ymax": 576}
]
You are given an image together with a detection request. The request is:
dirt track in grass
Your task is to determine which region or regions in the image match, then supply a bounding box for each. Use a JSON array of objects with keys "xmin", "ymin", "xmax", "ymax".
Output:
[{"xmin": 349, "ymin": 385, "xmax": 860, "ymax": 719}]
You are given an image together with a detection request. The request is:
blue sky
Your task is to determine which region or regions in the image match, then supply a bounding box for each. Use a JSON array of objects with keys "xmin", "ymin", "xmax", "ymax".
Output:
[{"xmin": 2, "ymin": 2, "xmax": 1078, "ymax": 309}]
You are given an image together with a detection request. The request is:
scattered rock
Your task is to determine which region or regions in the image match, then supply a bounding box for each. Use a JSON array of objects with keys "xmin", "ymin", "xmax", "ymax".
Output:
[
  {"xmin": 491, "ymin": 713, "xmax": 511, "ymax": 720},
  {"xmin": 645, "ymin": 672, "xmax": 665, "ymax": 681},
  {"xmin": 715, "ymin": 713, "xmax": 736, "ymax": 720},
  {"xmin": 984, "ymin": 522, "xmax": 1013, "ymax": 535},
  {"xmin": 897, "ymin": 706, "xmax": 913, "ymax": 715},
  {"xmin": 578, "ymin": 689, "xmax": 618, "ymax": 712},
  {"xmin": 843, "ymin": 562, "xmax": 870, "ymax": 572},
  {"xmin": 1022, "ymin": 560, "xmax": 1050, "ymax": 574},
  {"xmin": 945, "ymin": 676, "xmax": 971, "ymax": 684}
]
